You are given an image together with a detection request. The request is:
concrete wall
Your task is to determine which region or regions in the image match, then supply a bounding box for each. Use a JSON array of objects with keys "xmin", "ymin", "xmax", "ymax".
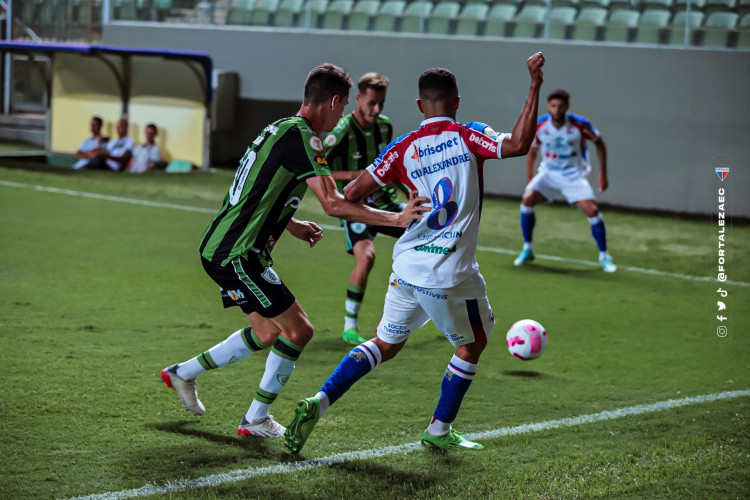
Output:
[{"xmin": 103, "ymin": 23, "xmax": 749, "ymax": 216}]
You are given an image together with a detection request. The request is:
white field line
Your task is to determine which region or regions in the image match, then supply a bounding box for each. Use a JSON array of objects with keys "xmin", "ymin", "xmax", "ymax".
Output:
[
  {"xmin": 65, "ymin": 389, "xmax": 750, "ymax": 500},
  {"xmin": 2, "ymin": 180, "xmax": 747, "ymax": 287}
]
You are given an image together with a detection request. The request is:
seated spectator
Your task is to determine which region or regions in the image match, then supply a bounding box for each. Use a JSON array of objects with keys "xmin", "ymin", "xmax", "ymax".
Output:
[
  {"xmin": 72, "ymin": 116, "xmax": 106, "ymax": 170},
  {"xmin": 104, "ymin": 119, "xmax": 135, "ymax": 171},
  {"xmin": 126, "ymin": 123, "xmax": 162, "ymax": 173}
]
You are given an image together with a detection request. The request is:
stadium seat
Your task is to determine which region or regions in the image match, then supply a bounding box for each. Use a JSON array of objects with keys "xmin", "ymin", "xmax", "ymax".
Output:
[
  {"xmin": 553, "ymin": 0, "xmax": 582, "ymax": 8},
  {"xmin": 642, "ymin": 0, "xmax": 674, "ymax": 10},
  {"xmin": 401, "ymin": 0, "xmax": 434, "ymax": 33},
  {"xmin": 581, "ymin": 0, "xmax": 610, "ymax": 9},
  {"xmin": 703, "ymin": 0, "xmax": 737, "ymax": 15},
  {"xmin": 374, "ymin": 0, "xmax": 406, "ymax": 30},
  {"xmin": 604, "ymin": 9, "xmax": 640, "ymax": 41},
  {"xmin": 484, "ymin": 4, "xmax": 517, "ymax": 36},
  {"xmin": 667, "ymin": 10, "xmax": 704, "ymax": 43},
  {"xmin": 698, "ymin": 11, "xmax": 738, "ymax": 45},
  {"xmin": 572, "ymin": 7, "xmax": 607, "ymax": 39},
  {"xmin": 428, "ymin": 1, "xmax": 461, "ymax": 34},
  {"xmin": 635, "ymin": 9, "xmax": 671, "ymax": 43},
  {"xmin": 739, "ymin": 0, "xmax": 750, "ymax": 16},
  {"xmin": 737, "ymin": 12, "xmax": 750, "ymax": 46},
  {"xmin": 114, "ymin": 0, "xmax": 138, "ymax": 20},
  {"xmin": 513, "ymin": 5, "xmax": 547, "ymax": 38},
  {"xmin": 607, "ymin": 0, "xmax": 635, "ymax": 11},
  {"xmin": 348, "ymin": 0, "xmax": 380, "ymax": 30},
  {"xmin": 226, "ymin": 0, "xmax": 253, "ymax": 24},
  {"xmin": 674, "ymin": 0, "xmax": 706, "ymax": 10},
  {"xmin": 456, "ymin": 2, "xmax": 489, "ymax": 35},
  {"xmin": 251, "ymin": 0, "xmax": 281, "ymax": 25},
  {"xmin": 322, "ymin": 0, "xmax": 354, "ymax": 29},
  {"xmin": 275, "ymin": 0, "xmax": 304, "ymax": 26},
  {"xmin": 548, "ymin": 6, "xmax": 577, "ymax": 39}
]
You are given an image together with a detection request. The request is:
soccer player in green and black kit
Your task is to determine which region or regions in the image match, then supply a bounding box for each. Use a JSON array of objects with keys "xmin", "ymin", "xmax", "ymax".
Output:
[
  {"xmin": 324, "ymin": 72, "xmax": 408, "ymax": 346},
  {"xmin": 160, "ymin": 63, "xmax": 429, "ymax": 437}
]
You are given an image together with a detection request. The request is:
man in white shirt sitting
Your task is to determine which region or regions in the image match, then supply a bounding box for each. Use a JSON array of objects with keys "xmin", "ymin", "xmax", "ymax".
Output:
[
  {"xmin": 127, "ymin": 123, "xmax": 162, "ymax": 174},
  {"xmin": 72, "ymin": 116, "xmax": 106, "ymax": 170},
  {"xmin": 104, "ymin": 119, "xmax": 135, "ymax": 171}
]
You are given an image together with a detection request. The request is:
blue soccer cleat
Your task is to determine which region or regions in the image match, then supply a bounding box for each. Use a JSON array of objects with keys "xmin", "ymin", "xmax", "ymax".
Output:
[{"xmin": 513, "ymin": 247, "xmax": 535, "ymax": 267}]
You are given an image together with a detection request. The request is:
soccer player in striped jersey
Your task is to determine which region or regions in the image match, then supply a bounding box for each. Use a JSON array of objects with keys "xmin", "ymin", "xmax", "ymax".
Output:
[
  {"xmin": 160, "ymin": 63, "xmax": 429, "ymax": 438},
  {"xmin": 513, "ymin": 89, "xmax": 616, "ymax": 272},
  {"xmin": 285, "ymin": 53, "xmax": 545, "ymax": 453},
  {"xmin": 324, "ymin": 72, "xmax": 408, "ymax": 346}
]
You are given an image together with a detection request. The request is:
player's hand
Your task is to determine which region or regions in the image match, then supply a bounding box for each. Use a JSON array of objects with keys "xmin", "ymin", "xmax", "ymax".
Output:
[
  {"xmin": 287, "ymin": 220, "xmax": 324, "ymax": 247},
  {"xmin": 527, "ymin": 52, "xmax": 545, "ymax": 86},
  {"xmin": 599, "ymin": 173, "xmax": 609, "ymax": 193},
  {"xmin": 397, "ymin": 190, "xmax": 431, "ymax": 228}
]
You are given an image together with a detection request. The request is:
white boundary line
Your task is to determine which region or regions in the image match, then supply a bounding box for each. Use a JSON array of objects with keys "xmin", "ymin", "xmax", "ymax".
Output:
[
  {"xmin": 65, "ymin": 389, "xmax": 750, "ymax": 500},
  {"xmin": 2, "ymin": 180, "xmax": 747, "ymax": 287}
]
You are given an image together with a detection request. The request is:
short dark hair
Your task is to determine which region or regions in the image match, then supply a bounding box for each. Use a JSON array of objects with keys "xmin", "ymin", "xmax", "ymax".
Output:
[
  {"xmin": 418, "ymin": 68, "xmax": 458, "ymax": 103},
  {"xmin": 304, "ymin": 63, "xmax": 353, "ymax": 105},
  {"xmin": 357, "ymin": 72, "xmax": 390, "ymax": 93},
  {"xmin": 145, "ymin": 123, "xmax": 158, "ymax": 134},
  {"xmin": 92, "ymin": 116, "xmax": 103, "ymax": 126},
  {"xmin": 547, "ymin": 89, "xmax": 570, "ymax": 104}
]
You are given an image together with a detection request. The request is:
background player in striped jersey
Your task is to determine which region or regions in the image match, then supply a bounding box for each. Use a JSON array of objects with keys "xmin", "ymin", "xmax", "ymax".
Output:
[
  {"xmin": 160, "ymin": 63, "xmax": 429, "ymax": 438},
  {"xmin": 513, "ymin": 89, "xmax": 616, "ymax": 272},
  {"xmin": 324, "ymin": 72, "xmax": 408, "ymax": 346},
  {"xmin": 285, "ymin": 53, "xmax": 545, "ymax": 453}
]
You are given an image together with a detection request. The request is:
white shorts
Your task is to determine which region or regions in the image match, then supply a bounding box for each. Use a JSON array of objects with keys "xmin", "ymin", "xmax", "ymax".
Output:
[
  {"xmin": 526, "ymin": 170, "xmax": 595, "ymax": 204},
  {"xmin": 376, "ymin": 272, "xmax": 495, "ymax": 348}
]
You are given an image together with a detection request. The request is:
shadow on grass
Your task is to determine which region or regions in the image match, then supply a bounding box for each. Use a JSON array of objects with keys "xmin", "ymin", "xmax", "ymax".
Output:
[
  {"xmin": 502, "ymin": 370, "xmax": 545, "ymax": 378},
  {"xmin": 520, "ymin": 262, "xmax": 599, "ymax": 276}
]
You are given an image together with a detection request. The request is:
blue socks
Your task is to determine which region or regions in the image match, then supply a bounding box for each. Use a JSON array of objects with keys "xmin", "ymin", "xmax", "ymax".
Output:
[
  {"xmin": 520, "ymin": 204, "xmax": 535, "ymax": 244},
  {"xmin": 432, "ymin": 355, "xmax": 477, "ymax": 425},
  {"xmin": 588, "ymin": 214, "xmax": 608, "ymax": 253},
  {"xmin": 320, "ymin": 340, "xmax": 382, "ymax": 406}
]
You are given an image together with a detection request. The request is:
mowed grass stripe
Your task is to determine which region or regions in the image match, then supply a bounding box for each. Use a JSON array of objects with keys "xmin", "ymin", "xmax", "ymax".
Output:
[
  {"xmin": 66, "ymin": 389, "xmax": 750, "ymax": 500},
  {"xmin": 1, "ymin": 180, "xmax": 746, "ymax": 288}
]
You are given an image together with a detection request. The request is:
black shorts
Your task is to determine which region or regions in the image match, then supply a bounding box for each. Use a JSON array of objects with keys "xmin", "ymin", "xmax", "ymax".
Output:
[
  {"xmin": 343, "ymin": 221, "xmax": 405, "ymax": 254},
  {"xmin": 201, "ymin": 255, "xmax": 296, "ymax": 318}
]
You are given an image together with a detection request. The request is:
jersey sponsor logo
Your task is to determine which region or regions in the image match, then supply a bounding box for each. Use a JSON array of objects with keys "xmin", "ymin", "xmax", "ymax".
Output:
[
  {"xmin": 309, "ymin": 136, "xmax": 324, "ymax": 151},
  {"xmin": 284, "ymin": 196, "xmax": 301, "ymax": 209},
  {"xmin": 410, "ymin": 145, "xmax": 419, "ymax": 160},
  {"xmin": 414, "ymin": 243, "xmax": 456, "ymax": 255},
  {"xmin": 395, "ymin": 278, "xmax": 448, "ymax": 300},
  {"xmin": 446, "ymin": 333, "xmax": 466, "ymax": 342},
  {"xmin": 417, "ymin": 230, "xmax": 463, "ymax": 241},
  {"xmin": 468, "ymin": 131, "xmax": 497, "ymax": 153},
  {"xmin": 352, "ymin": 151, "xmax": 363, "ymax": 160},
  {"xmin": 410, "ymin": 153, "xmax": 470, "ymax": 179},
  {"xmin": 261, "ymin": 267, "xmax": 282, "ymax": 285},
  {"xmin": 349, "ymin": 351, "xmax": 367, "ymax": 362},
  {"xmin": 324, "ymin": 134, "xmax": 338, "ymax": 147},
  {"xmin": 312, "ymin": 154, "xmax": 328, "ymax": 166},
  {"xmin": 414, "ymin": 137, "xmax": 459, "ymax": 158},
  {"xmin": 376, "ymin": 150, "xmax": 399, "ymax": 177}
]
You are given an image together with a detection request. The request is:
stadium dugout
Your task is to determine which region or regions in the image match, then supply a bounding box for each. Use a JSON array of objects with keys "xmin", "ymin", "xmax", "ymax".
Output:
[{"xmin": 0, "ymin": 41, "xmax": 213, "ymax": 169}]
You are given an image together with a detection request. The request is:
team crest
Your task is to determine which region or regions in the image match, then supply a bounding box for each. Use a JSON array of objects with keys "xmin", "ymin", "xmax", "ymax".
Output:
[
  {"xmin": 276, "ymin": 374, "xmax": 290, "ymax": 385},
  {"xmin": 324, "ymin": 134, "xmax": 338, "ymax": 147},
  {"xmin": 261, "ymin": 267, "xmax": 282, "ymax": 285},
  {"xmin": 715, "ymin": 167, "xmax": 729, "ymax": 181},
  {"xmin": 309, "ymin": 136, "xmax": 324, "ymax": 151},
  {"xmin": 349, "ymin": 351, "xmax": 367, "ymax": 362},
  {"xmin": 350, "ymin": 222, "xmax": 366, "ymax": 234}
]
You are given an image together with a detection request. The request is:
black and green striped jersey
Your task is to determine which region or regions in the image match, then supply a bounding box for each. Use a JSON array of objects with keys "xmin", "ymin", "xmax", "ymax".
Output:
[
  {"xmin": 200, "ymin": 116, "xmax": 330, "ymax": 266},
  {"xmin": 324, "ymin": 113, "xmax": 401, "ymax": 212}
]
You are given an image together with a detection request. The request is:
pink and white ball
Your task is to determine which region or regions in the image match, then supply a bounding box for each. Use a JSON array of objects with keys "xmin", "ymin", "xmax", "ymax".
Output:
[{"xmin": 506, "ymin": 319, "xmax": 548, "ymax": 360}]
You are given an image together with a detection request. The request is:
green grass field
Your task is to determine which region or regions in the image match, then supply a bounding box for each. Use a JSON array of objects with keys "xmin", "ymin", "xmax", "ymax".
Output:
[{"xmin": 1, "ymin": 164, "xmax": 748, "ymax": 499}]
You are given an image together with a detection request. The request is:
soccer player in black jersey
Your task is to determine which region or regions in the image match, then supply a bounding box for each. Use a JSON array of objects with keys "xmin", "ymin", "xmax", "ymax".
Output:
[{"xmin": 160, "ymin": 63, "xmax": 429, "ymax": 437}]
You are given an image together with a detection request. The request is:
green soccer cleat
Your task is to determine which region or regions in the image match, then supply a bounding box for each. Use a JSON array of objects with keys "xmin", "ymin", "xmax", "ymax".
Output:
[
  {"xmin": 284, "ymin": 397, "xmax": 321, "ymax": 454},
  {"xmin": 420, "ymin": 428, "xmax": 484, "ymax": 450},
  {"xmin": 513, "ymin": 247, "xmax": 535, "ymax": 267},
  {"xmin": 341, "ymin": 327, "xmax": 367, "ymax": 346}
]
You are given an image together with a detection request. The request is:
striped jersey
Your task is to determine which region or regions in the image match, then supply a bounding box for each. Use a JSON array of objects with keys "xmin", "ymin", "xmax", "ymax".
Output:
[
  {"xmin": 324, "ymin": 113, "xmax": 401, "ymax": 211},
  {"xmin": 367, "ymin": 116, "xmax": 508, "ymax": 288},
  {"xmin": 200, "ymin": 116, "xmax": 330, "ymax": 266},
  {"xmin": 532, "ymin": 113, "xmax": 600, "ymax": 178}
]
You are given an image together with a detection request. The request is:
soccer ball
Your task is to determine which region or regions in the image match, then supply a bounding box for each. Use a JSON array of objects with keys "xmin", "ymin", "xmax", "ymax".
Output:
[{"xmin": 506, "ymin": 319, "xmax": 547, "ymax": 361}]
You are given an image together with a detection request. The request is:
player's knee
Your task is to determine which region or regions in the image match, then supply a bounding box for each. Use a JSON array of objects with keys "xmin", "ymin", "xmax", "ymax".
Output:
[
  {"xmin": 521, "ymin": 192, "xmax": 536, "ymax": 207},
  {"xmin": 356, "ymin": 249, "xmax": 376, "ymax": 271},
  {"xmin": 456, "ymin": 339, "xmax": 487, "ymax": 363},
  {"xmin": 374, "ymin": 338, "xmax": 404, "ymax": 362}
]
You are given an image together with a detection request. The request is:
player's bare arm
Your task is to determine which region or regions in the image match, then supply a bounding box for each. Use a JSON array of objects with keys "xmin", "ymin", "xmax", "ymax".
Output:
[
  {"xmin": 286, "ymin": 218, "xmax": 324, "ymax": 247},
  {"xmin": 307, "ymin": 174, "xmax": 430, "ymax": 227},
  {"xmin": 501, "ymin": 52, "xmax": 545, "ymax": 159},
  {"xmin": 594, "ymin": 136, "xmax": 609, "ymax": 192},
  {"xmin": 525, "ymin": 146, "xmax": 538, "ymax": 183},
  {"xmin": 330, "ymin": 170, "xmax": 361, "ymax": 182}
]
